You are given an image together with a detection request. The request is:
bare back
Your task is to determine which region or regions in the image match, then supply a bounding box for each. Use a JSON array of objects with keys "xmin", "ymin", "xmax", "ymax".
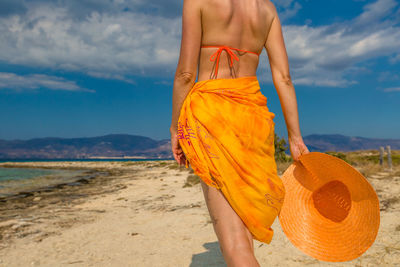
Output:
[{"xmin": 198, "ymin": 0, "xmax": 276, "ymax": 81}]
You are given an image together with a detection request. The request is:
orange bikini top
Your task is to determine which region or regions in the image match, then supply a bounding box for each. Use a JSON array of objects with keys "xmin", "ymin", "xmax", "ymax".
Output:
[{"xmin": 201, "ymin": 45, "xmax": 261, "ymax": 79}]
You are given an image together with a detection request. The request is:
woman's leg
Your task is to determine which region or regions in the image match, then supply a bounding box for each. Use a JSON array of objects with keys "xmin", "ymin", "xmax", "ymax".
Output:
[{"xmin": 200, "ymin": 178, "xmax": 260, "ymax": 267}]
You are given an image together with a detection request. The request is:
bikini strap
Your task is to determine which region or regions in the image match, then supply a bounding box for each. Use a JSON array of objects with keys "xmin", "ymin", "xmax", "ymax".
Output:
[
  {"xmin": 201, "ymin": 45, "xmax": 261, "ymax": 56},
  {"xmin": 201, "ymin": 45, "xmax": 261, "ymax": 79}
]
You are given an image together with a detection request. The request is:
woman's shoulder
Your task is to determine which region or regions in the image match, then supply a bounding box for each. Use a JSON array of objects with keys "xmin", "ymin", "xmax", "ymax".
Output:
[
  {"xmin": 197, "ymin": 0, "xmax": 277, "ymax": 9},
  {"xmin": 196, "ymin": 0, "xmax": 278, "ymax": 21},
  {"xmin": 264, "ymin": 0, "xmax": 278, "ymax": 15}
]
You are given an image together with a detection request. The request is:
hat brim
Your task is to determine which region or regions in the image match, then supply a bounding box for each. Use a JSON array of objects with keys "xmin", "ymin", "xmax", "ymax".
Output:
[{"xmin": 278, "ymin": 152, "xmax": 380, "ymax": 262}]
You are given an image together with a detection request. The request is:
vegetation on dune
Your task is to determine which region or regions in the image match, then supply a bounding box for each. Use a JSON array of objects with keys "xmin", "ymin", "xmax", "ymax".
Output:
[
  {"xmin": 162, "ymin": 132, "xmax": 399, "ymax": 186},
  {"xmin": 272, "ymin": 132, "xmax": 399, "ymax": 177},
  {"xmin": 183, "ymin": 174, "xmax": 200, "ymax": 188},
  {"xmin": 324, "ymin": 151, "xmax": 349, "ymax": 163},
  {"xmin": 274, "ymin": 133, "xmax": 291, "ymax": 163}
]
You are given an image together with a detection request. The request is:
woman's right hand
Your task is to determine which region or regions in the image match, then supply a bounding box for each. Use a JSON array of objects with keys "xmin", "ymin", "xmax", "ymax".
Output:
[
  {"xmin": 288, "ymin": 136, "xmax": 310, "ymax": 162},
  {"xmin": 170, "ymin": 129, "xmax": 187, "ymax": 167}
]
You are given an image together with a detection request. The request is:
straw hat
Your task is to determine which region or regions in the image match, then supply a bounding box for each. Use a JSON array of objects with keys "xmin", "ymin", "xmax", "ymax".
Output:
[{"xmin": 278, "ymin": 151, "xmax": 380, "ymax": 262}]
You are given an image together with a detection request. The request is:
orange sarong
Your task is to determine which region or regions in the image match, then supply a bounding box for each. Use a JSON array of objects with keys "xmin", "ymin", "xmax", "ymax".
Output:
[{"xmin": 177, "ymin": 76, "xmax": 285, "ymax": 244}]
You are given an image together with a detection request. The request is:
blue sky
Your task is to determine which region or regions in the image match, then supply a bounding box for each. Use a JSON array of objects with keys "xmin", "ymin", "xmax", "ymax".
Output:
[{"xmin": 0, "ymin": 0, "xmax": 399, "ymax": 141}]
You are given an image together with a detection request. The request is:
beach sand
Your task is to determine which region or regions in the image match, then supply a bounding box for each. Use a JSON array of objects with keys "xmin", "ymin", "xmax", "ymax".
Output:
[{"xmin": 0, "ymin": 160, "xmax": 399, "ymax": 266}]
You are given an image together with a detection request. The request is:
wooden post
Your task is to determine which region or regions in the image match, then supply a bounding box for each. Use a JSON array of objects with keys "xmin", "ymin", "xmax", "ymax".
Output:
[
  {"xmin": 379, "ymin": 146, "xmax": 384, "ymax": 166},
  {"xmin": 386, "ymin": 145, "xmax": 392, "ymax": 171}
]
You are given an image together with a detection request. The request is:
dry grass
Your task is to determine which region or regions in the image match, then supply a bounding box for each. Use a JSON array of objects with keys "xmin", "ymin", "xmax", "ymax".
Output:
[
  {"xmin": 346, "ymin": 149, "xmax": 400, "ymax": 164},
  {"xmin": 183, "ymin": 174, "xmax": 200, "ymax": 188},
  {"xmin": 346, "ymin": 150, "xmax": 400, "ymax": 177},
  {"xmin": 167, "ymin": 150, "xmax": 400, "ymax": 185},
  {"xmin": 276, "ymin": 160, "xmax": 292, "ymax": 175},
  {"xmin": 120, "ymin": 161, "xmax": 142, "ymax": 166},
  {"xmin": 357, "ymin": 161, "xmax": 386, "ymax": 177},
  {"xmin": 167, "ymin": 162, "xmax": 184, "ymax": 170},
  {"xmin": 350, "ymin": 150, "xmax": 400, "ymax": 177},
  {"xmin": 275, "ymin": 149, "xmax": 400, "ymax": 178}
]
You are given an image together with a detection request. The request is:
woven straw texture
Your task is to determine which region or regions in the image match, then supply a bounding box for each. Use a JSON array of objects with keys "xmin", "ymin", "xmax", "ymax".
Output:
[{"xmin": 278, "ymin": 152, "xmax": 380, "ymax": 262}]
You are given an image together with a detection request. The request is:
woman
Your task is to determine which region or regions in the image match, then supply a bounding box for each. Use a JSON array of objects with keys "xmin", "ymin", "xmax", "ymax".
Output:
[{"xmin": 170, "ymin": 0, "xmax": 309, "ymax": 266}]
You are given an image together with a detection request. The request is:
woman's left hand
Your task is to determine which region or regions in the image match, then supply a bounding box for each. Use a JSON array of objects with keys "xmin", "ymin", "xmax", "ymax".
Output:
[{"xmin": 170, "ymin": 130, "xmax": 187, "ymax": 166}]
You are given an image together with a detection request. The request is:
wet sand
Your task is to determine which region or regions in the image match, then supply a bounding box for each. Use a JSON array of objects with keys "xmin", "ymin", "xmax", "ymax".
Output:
[{"xmin": 0, "ymin": 160, "xmax": 399, "ymax": 266}]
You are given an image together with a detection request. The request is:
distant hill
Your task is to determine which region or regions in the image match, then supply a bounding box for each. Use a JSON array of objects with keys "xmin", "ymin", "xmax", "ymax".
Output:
[
  {"xmin": 302, "ymin": 134, "xmax": 400, "ymax": 152},
  {"xmin": 0, "ymin": 133, "xmax": 398, "ymax": 159},
  {"xmin": 0, "ymin": 134, "xmax": 171, "ymax": 159}
]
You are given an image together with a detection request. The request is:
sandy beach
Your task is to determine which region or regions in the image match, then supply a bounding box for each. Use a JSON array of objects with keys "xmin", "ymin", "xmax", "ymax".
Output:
[{"xmin": 0, "ymin": 159, "xmax": 399, "ymax": 266}]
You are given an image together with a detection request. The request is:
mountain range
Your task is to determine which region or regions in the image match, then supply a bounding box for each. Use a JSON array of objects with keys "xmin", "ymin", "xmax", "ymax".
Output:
[{"xmin": 0, "ymin": 133, "xmax": 398, "ymax": 159}]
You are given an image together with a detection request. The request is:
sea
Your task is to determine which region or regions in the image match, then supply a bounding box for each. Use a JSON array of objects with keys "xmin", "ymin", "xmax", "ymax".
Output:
[{"xmin": 0, "ymin": 158, "xmax": 172, "ymax": 198}]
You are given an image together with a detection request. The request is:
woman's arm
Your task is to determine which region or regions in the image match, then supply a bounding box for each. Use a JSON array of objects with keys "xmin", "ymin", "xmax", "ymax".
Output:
[
  {"xmin": 169, "ymin": 0, "xmax": 202, "ymax": 133},
  {"xmin": 264, "ymin": 5, "xmax": 309, "ymax": 160}
]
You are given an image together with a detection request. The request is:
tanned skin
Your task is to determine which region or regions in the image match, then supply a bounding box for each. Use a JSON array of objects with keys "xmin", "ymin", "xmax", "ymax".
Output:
[{"xmin": 170, "ymin": 1, "xmax": 309, "ymax": 265}]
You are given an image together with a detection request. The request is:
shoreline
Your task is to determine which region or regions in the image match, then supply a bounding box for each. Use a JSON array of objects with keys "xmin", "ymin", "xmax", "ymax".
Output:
[
  {"xmin": 0, "ymin": 160, "xmax": 399, "ymax": 266},
  {"xmin": 0, "ymin": 163, "xmax": 112, "ymax": 201},
  {"xmin": 0, "ymin": 162, "xmax": 122, "ymax": 251},
  {"xmin": 0, "ymin": 157, "xmax": 173, "ymax": 162},
  {"xmin": 0, "ymin": 168, "xmax": 108, "ymax": 201}
]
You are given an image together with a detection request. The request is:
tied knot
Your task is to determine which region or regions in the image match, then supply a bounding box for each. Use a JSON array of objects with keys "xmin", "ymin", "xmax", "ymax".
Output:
[{"xmin": 209, "ymin": 46, "xmax": 239, "ymax": 79}]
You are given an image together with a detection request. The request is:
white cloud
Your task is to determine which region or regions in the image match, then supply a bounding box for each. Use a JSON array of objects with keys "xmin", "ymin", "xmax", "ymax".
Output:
[
  {"xmin": 0, "ymin": 0, "xmax": 398, "ymax": 88},
  {"xmin": 274, "ymin": 0, "xmax": 302, "ymax": 21},
  {"xmin": 353, "ymin": 0, "xmax": 398, "ymax": 26},
  {"xmin": 0, "ymin": 4, "xmax": 181, "ymax": 78},
  {"xmin": 378, "ymin": 71, "xmax": 400, "ymax": 82},
  {"xmin": 389, "ymin": 53, "xmax": 400, "ymax": 64},
  {"xmin": 0, "ymin": 72, "xmax": 93, "ymax": 92},
  {"xmin": 348, "ymin": 28, "xmax": 400, "ymax": 57},
  {"xmin": 383, "ymin": 87, "xmax": 400, "ymax": 92},
  {"xmin": 86, "ymin": 71, "xmax": 136, "ymax": 84},
  {"xmin": 257, "ymin": 0, "xmax": 400, "ymax": 87}
]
